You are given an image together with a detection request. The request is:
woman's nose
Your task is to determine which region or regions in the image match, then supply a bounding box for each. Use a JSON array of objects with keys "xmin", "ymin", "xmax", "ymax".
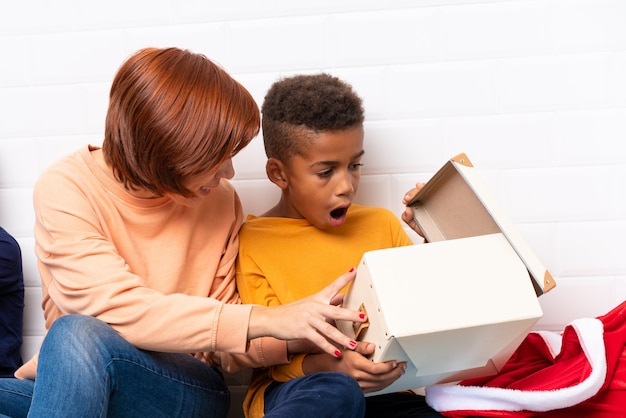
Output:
[{"xmin": 216, "ymin": 158, "xmax": 235, "ymax": 180}]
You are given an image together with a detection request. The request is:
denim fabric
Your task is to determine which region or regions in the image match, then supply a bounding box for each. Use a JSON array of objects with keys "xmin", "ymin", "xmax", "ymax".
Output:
[
  {"xmin": 0, "ymin": 377, "xmax": 32, "ymax": 417},
  {"xmin": 264, "ymin": 372, "xmax": 366, "ymax": 418},
  {"xmin": 0, "ymin": 315, "xmax": 229, "ymax": 418}
]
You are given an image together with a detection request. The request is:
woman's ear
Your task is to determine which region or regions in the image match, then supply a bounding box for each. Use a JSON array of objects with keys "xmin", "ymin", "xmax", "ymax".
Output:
[{"xmin": 266, "ymin": 158, "xmax": 288, "ymax": 189}]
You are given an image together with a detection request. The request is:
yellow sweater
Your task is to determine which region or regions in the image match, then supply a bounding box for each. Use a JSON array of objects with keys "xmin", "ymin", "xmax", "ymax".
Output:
[
  {"xmin": 16, "ymin": 145, "xmax": 287, "ymax": 380},
  {"xmin": 236, "ymin": 205, "xmax": 413, "ymax": 417}
]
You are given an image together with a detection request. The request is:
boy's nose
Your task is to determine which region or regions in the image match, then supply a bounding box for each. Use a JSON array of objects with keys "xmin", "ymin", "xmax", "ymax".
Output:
[{"xmin": 336, "ymin": 171, "xmax": 355, "ymax": 196}]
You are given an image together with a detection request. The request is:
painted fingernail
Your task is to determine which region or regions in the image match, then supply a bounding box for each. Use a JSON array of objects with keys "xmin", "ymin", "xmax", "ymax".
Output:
[
  {"xmin": 359, "ymin": 313, "xmax": 366, "ymax": 319},
  {"xmin": 349, "ymin": 340, "xmax": 357, "ymax": 348},
  {"xmin": 334, "ymin": 350, "xmax": 342, "ymax": 357},
  {"xmin": 349, "ymin": 267, "xmax": 355, "ymax": 273}
]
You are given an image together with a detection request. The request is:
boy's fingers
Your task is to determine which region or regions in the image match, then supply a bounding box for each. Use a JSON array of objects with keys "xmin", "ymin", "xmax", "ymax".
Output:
[
  {"xmin": 402, "ymin": 206, "xmax": 425, "ymax": 238},
  {"xmin": 354, "ymin": 341, "xmax": 375, "ymax": 356},
  {"xmin": 402, "ymin": 182, "xmax": 426, "ymax": 205}
]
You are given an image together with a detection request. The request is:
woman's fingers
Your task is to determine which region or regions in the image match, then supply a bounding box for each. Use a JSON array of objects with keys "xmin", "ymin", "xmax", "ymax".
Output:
[
  {"xmin": 248, "ymin": 269, "xmax": 367, "ymax": 357},
  {"xmin": 319, "ymin": 268, "xmax": 356, "ymax": 301},
  {"xmin": 304, "ymin": 302, "xmax": 363, "ymax": 357}
]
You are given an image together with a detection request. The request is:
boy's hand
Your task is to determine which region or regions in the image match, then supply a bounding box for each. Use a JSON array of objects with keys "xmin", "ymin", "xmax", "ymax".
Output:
[
  {"xmin": 303, "ymin": 343, "xmax": 407, "ymax": 393},
  {"xmin": 401, "ymin": 182, "xmax": 426, "ymax": 238},
  {"xmin": 286, "ymin": 339, "xmax": 319, "ymax": 356}
]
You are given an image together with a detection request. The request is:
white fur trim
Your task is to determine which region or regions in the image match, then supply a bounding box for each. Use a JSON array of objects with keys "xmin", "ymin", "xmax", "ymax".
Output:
[
  {"xmin": 426, "ymin": 318, "xmax": 606, "ymax": 413},
  {"xmin": 533, "ymin": 330, "xmax": 562, "ymax": 358}
]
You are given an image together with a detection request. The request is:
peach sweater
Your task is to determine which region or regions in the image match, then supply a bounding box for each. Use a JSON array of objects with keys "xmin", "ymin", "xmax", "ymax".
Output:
[{"xmin": 15, "ymin": 145, "xmax": 287, "ymax": 380}]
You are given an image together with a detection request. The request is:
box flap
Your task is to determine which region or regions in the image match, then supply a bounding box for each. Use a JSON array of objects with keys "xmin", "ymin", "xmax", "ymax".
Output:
[{"xmin": 407, "ymin": 153, "xmax": 555, "ymax": 295}]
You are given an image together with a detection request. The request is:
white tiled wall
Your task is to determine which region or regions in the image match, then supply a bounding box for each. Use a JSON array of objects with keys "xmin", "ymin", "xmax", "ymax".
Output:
[{"xmin": 1, "ymin": 0, "xmax": 625, "ymax": 362}]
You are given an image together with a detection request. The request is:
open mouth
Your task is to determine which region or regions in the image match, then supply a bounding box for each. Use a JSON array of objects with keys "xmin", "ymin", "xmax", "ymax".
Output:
[{"xmin": 330, "ymin": 207, "xmax": 348, "ymax": 220}]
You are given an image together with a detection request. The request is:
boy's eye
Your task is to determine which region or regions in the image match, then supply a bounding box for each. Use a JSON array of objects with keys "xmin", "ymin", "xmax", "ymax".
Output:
[
  {"xmin": 317, "ymin": 169, "xmax": 333, "ymax": 178},
  {"xmin": 350, "ymin": 163, "xmax": 364, "ymax": 170}
]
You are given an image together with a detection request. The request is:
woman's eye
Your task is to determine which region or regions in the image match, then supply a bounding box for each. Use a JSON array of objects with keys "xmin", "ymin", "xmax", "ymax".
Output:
[{"xmin": 317, "ymin": 169, "xmax": 333, "ymax": 178}]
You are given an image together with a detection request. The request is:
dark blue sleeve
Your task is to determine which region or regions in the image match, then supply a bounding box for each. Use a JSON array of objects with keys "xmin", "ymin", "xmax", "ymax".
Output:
[{"xmin": 0, "ymin": 226, "xmax": 25, "ymax": 377}]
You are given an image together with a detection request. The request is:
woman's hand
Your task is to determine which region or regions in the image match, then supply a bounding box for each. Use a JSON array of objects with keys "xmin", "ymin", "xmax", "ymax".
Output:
[
  {"xmin": 248, "ymin": 269, "xmax": 365, "ymax": 357},
  {"xmin": 401, "ymin": 182, "xmax": 426, "ymax": 238},
  {"xmin": 303, "ymin": 342, "xmax": 407, "ymax": 393}
]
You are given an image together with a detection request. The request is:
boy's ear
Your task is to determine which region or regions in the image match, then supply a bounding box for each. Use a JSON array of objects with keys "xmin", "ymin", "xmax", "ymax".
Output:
[{"xmin": 266, "ymin": 158, "xmax": 288, "ymax": 189}]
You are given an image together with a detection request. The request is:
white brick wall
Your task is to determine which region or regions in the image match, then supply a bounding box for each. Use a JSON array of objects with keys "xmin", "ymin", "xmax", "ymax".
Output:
[{"xmin": 1, "ymin": 0, "xmax": 625, "ymax": 362}]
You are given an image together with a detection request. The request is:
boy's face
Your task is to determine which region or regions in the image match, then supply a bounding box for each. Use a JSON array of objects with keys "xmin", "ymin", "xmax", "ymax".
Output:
[{"xmin": 281, "ymin": 125, "xmax": 364, "ymax": 229}]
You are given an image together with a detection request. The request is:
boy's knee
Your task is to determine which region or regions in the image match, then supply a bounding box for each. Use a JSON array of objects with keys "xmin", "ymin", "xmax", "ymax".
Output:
[
  {"xmin": 314, "ymin": 372, "xmax": 365, "ymax": 411},
  {"xmin": 335, "ymin": 373, "xmax": 364, "ymax": 401}
]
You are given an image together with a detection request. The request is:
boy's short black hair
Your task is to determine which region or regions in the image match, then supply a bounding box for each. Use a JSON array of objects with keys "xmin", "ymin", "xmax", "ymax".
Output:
[{"xmin": 261, "ymin": 73, "xmax": 364, "ymax": 162}]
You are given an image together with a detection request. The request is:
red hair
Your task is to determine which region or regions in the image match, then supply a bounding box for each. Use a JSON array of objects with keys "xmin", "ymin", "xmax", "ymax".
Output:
[{"xmin": 102, "ymin": 47, "xmax": 259, "ymax": 197}]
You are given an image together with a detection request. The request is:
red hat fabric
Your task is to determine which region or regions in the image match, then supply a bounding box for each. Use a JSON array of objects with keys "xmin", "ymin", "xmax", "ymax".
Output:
[{"xmin": 425, "ymin": 301, "xmax": 626, "ymax": 417}]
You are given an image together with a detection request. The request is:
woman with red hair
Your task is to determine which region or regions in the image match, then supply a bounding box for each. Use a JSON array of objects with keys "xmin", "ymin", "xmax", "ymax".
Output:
[{"xmin": 0, "ymin": 47, "xmax": 367, "ymax": 418}]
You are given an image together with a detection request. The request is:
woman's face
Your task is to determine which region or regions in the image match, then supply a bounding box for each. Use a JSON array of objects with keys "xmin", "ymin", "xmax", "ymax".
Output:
[{"xmin": 168, "ymin": 158, "xmax": 235, "ymax": 207}]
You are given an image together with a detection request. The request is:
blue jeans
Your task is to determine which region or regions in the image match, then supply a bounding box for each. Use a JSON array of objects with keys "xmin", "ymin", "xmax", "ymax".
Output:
[
  {"xmin": 264, "ymin": 372, "xmax": 366, "ymax": 417},
  {"xmin": 0, "ymin": 315, "xmax": 229, "ymax": 417}
]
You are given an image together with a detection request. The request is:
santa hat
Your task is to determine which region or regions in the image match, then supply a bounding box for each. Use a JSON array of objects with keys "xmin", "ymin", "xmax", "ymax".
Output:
[{"xmin": 425, "ymin": 301, "xmax": 626, "ymax": 417}]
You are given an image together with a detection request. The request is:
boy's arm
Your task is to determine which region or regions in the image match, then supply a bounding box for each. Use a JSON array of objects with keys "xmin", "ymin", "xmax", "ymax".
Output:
[
  {"xmin": 269, "ymin": 353, "xmax": 307, "ymax": 381},
  {"xmin": 235, "ymin": 252, "xmax": 282, "ymax": 307},
  {"xmin": 236, "ymin": 253, "xmax": 310, "ymax": 379}
]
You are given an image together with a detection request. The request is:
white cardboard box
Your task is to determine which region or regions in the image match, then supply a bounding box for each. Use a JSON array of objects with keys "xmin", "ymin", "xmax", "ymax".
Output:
[
  {"xmin": 336, "ymin": 153, "xmax": 553, "ymax": 396},
  {"xmin": 408, "ymin": 153, "xmax": 555, "ymax": 296}
]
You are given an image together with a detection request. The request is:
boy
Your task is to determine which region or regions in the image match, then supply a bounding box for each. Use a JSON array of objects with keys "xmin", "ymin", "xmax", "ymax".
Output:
[{"xmin": 235, "ymin": 74, "xmax": 441, "ymax": 417}]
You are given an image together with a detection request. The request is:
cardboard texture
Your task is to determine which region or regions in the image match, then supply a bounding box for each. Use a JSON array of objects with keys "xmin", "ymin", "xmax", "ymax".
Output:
[
  {"xmin": 408, "ymin": 153, "xmax": 555, "ymax": 295},
  {"xmin": 336, "ymin": 153, "xmax": 553, "ymax": 396}
]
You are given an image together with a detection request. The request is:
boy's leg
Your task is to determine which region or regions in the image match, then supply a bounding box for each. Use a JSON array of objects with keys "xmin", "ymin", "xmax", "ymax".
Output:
[
  {"xmin": 264, "ymin": 372, "xmax": 365, "ymax": 418},
  {"xmin": 28, "ymin": 314, "xmax": 229, "ymax": 418}
]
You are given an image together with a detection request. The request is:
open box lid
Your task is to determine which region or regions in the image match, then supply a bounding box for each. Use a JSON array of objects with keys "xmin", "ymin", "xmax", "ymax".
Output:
[{"xmin": 406, "ymin": 153, "xmax": 556, "ymax": 296}]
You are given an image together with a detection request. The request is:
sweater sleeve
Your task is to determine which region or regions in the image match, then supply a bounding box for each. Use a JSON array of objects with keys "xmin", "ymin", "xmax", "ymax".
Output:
[
  {"xmin": 29, "ymin": 152, "xmax": 288, "ymax": 372},
  {"xmin": 269, "ymin": 353, "xmax": 306, "ymax": 381},
  {"xmin": 34, "ymin": 174, "xmax": 241, "ymax": 352},
  {"xmin": 0, "ymin": 227, "xmax": 24, "ymax": 378}
]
